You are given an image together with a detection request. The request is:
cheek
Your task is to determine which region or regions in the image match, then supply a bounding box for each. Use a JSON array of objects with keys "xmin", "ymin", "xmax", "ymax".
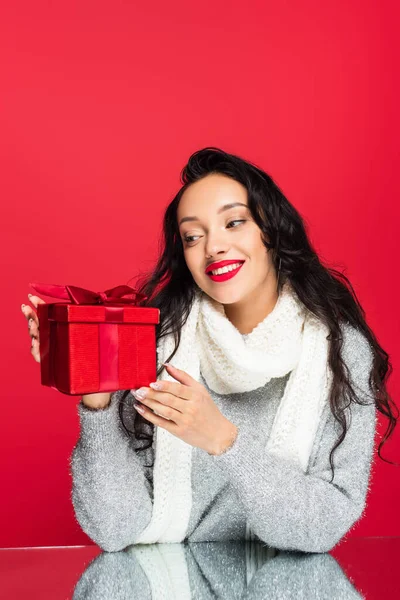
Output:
[
  {"xmin": 183, "ymin": 249, "xmax": 200, "ymax": 274},
  {"xmin": 245, "ymin": 237, "xmax": 266, "ymax": 258},
  {"xmin": 249, "ymin": 240, "xmax": 271, "ymax": 269}
]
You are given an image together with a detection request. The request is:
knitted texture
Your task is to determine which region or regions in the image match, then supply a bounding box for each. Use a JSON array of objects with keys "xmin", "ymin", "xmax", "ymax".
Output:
[
  {"xmin": 72, "ymin": 540, "xmax": 364, "ymax": 599},
  {"xmin": 198, "ymin": 280, "xmax": 305, "ymax": 392},
  {"xmin": 71, "ymin": 322, "xmax": 377, "ymax": 553},
  {"xmin": 135, "ymin": 281, "xmax": 333, "ymax": 544},
  {"xmin": 133, "ymin": 544, "xmax": 192, "ymax": 600}
]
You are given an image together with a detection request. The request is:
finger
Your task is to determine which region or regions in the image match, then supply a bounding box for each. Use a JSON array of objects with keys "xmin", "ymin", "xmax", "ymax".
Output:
[
  {"xmin": 149, "ymin": 380, "xmax": 193, "ymax": 401},
  {"xmin": 21, "ymin": 304, "xmax": 39, "ymax": 325},
  {"xmin": 134, "ymin": 391, "xmax": 184, "ymax": 416},
  {"xmin": 21, "ymin": 304, "xmax": 39, "ymax": 329},
  {"xmin": 162, "ymin": 363, "xmax": 201, "ymax": 390},
  {"xmin": 133, "ymin": 401, "xmax": 178, "ymax": 432},
  {"xmin": 27, "ymin": 294, "xmax": 46, "ymax": 309},
  {"xmin": 30, "ymin": 337, "xmax": 41, "ymax": 363},
  {"xmin": 29, "ymin": 319, "xmax": 40, "ymax": 341}
]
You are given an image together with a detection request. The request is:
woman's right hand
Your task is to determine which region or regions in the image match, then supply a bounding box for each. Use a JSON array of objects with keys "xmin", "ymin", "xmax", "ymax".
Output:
[{"xmin": 21, "ymin": 294, "xmax": 111, "ymax": 409}]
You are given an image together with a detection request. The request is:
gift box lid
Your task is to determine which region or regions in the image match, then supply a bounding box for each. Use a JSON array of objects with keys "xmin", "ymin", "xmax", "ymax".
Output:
[
  {"xmin": 40, "ymin": 303, "xmax": 160, "ymax": 325},
  {"xmin": 31, "ymin": 283, "xmax": 160, "ymax": 325}
]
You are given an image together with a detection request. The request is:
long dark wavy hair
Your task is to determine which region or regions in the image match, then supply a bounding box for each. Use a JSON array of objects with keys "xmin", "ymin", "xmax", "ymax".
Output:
[{"xmin": 119, "ymin": 146, "xmax": 398, "ymax": 483}]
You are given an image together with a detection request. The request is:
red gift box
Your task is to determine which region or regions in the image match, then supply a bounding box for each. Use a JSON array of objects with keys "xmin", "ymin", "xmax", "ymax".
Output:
[{"xmin": 29, "ymin": 282, "xmax": 160, "ymax": 395}]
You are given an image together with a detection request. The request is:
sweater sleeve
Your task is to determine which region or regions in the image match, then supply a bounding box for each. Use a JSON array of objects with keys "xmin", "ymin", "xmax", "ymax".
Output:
[
  {"xmin": 72, "ymin": 551, "xmax": 152, "ymax": 600},
  {"xmin": 69, "ymin": 390, "xmax": 153, "ymax": 552},
  {"xmin": 211, "ymin": 325, "xmax": 378, "ymax": 553}
]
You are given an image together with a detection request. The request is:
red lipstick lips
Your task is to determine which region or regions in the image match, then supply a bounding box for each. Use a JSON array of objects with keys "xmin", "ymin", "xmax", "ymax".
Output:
[
  {"xmin": 206, "ymin": 260, "xmax": 245, "ymax": 283},
  {"xmin": 205, "ymin": 260, "xmax": 245, "ymax": 274}
]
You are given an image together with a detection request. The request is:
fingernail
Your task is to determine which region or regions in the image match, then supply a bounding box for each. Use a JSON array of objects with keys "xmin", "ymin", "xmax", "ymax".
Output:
[
  {"xmin": 149, "ymin": 382, "xmax": 162, "ymax": 390},
  {"xmin": 21, "ymin": 304, "xmax": 25, "ymax": 309},
  {"xmin": 134, "ymin": 403, "xmax": 145, "ymax": 414},
  {"xmin": 162, "ymin": 362, "xmax": 173, "ymax": 368},
  {"xmin": 28, "ymin": 294, "xmax": 33, "ymax": 298},
  {"xmin": 133, "ymin": 388, "xmax": 146, "ymax": 399}
]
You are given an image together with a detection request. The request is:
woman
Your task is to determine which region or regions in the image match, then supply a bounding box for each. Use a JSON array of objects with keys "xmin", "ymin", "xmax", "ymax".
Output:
[{"xmin": 22, "ymin": 147, "xmax": 398, "ymax": 553}]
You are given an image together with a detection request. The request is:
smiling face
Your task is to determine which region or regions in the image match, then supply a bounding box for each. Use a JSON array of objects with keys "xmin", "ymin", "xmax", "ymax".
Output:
[{"xmin": 177, "ymin": 173, "xmax": 277, "ymax": 307}]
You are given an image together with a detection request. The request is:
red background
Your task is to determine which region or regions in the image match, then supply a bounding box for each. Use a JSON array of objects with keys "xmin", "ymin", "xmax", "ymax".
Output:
[{"xmin": 1, "ymin": 0, "xmax": 399, "ymax": 548}]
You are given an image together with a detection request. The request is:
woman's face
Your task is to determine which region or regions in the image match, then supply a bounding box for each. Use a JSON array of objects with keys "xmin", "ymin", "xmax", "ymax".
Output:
[{"xmin": 177, "ymin": 173, "xmax": 277, "ymax": 306}]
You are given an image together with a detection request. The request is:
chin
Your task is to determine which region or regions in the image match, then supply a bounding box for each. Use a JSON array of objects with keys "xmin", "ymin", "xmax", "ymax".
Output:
[{"xmin": 206, "ymin": 288, "xmax": 245, "ymax": 305}]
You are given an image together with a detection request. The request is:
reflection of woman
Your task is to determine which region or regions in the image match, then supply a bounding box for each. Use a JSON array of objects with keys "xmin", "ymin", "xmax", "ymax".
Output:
[
  {"xmin": 23, "ymin": 147, "xmax": 397, "ymax": 553},
  {"xmin": 72, "ymin": 541, "xmax": 363, "ymax": 599}
]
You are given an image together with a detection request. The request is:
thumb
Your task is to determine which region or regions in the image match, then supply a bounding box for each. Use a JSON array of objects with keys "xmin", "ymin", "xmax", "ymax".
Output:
[{"xmin": 28, "ymin": 294, "xmax": 46, "ymax": 308}]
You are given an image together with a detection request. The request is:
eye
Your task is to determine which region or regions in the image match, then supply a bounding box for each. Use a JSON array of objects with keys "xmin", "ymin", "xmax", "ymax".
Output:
[
  {"xmin": 183, "ymin": 220, "xmax": 246, "ymax": 244},
  {"xmin": 226, "ymin": 219, "xmax": 246, "ymax": 229}
]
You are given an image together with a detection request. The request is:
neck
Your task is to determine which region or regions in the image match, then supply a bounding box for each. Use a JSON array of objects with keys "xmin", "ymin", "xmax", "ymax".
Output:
[{"xmin": 223, "ymin": 278, "xmax": 279, "ymax": 335}]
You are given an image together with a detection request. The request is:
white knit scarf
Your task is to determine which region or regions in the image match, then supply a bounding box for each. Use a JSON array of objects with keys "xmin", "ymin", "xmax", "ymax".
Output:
[{"xmin": 135, "ymin": 280, "xmax": 333, "ymax": 545}]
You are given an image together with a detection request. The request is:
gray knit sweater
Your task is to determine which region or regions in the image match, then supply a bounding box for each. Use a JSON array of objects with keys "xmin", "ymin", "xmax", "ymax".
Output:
[
  {"xmin": 72, "ymin": 541, "xmax": 364, "ymax": 599},
  {"xmin": 70, "ymin": 323, "xmax": 377, "ymax": 553}
]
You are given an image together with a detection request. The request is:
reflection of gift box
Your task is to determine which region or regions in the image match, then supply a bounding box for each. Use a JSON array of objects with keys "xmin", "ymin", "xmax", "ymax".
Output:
[{"xmin": 30, "ymin": 283, "xmax": 160, "ymax": 396}]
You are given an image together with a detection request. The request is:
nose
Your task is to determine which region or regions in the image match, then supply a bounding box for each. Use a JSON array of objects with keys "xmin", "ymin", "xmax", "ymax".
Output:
[
  {"xmin": 205, "ymin": 230, "xmax": 230, "ymax": 259},
  {"xmin": 205, "ymin": 244, "xmax": 229, "ymax": 260}
]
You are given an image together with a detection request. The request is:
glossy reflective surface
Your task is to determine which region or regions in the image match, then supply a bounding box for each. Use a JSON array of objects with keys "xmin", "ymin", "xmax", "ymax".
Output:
[{"xmin": 1, "ymin": 537, "xmax": 399, "ymax": 599}]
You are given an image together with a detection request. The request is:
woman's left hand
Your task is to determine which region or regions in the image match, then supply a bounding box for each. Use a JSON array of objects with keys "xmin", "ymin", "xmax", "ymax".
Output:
[{"xmin": 131, "ymin": 363, "xmax": 238, "ymax": 455}]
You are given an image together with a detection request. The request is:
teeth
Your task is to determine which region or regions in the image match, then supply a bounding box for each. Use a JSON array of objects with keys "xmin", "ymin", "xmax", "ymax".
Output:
[{"xmin": 210, "ymin": 262, "xmax": 243, "ymax": 276}]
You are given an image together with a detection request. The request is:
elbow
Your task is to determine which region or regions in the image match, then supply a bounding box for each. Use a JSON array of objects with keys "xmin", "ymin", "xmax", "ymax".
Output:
[
  {"xmin": 301, "ymin": 504, "xmax": 366, "ymax": 554},
  {"xmin": 89, "ymin": 524, "xmax": 152, "ymax": 553},
  {"xmin": 255, "ymin": 529, "xmax": 350, "ymax": 555},
  {"xmin": 74, "ymin": 516, "xmax": 136, "ymax": 553},
  {"xmin": 302, "ymin": 532, "xmax": 349, "ymax": 554},
  {"xmin": 96, "ymin": 536, "xmax": 131, "ymax": 553},
  {"xmin": 73, "ymin": 510, "xmax": 132, "ymax": 552},
  {"xmin": 71, "ymin": 490, "xmax": 152, "ymax": 553},
  {"xmin": 254, "ymin": 531, "xmax": 338, "ymax": 554},
  {"xmin": 316, "ymin": 503, "xmax": 367, "ymax": 554},
  {"xmin": 300, "ymin": 535, "xmax": 342, "ymax": 554},
  {"xmin": 253, "ymin": 504, "xmax": 365, "ymax": 554}
]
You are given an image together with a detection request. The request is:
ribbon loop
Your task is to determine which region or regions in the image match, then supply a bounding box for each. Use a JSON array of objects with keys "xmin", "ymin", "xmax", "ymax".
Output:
[{"xmin": 29, "ymin": 282, "xmax": 148, "ymax": 306}]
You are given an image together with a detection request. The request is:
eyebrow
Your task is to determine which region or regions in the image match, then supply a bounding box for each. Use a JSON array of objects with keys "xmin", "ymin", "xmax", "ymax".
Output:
[{"xmin": 179, "ymin": 202, "xmax": 249, "ymax": 226}]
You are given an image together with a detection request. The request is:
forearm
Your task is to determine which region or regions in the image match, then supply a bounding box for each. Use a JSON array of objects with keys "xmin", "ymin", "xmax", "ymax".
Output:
[
  {"xmin": 211, "ymin": 402, "xmax": 376, "ymax": 553},
  {"xmin": 70, "ymin": 391, "xmax": 153, "ymax": 552},
  {"xmin": 214, "ymin": 432, "xmax": 359, "ymax": 552}
]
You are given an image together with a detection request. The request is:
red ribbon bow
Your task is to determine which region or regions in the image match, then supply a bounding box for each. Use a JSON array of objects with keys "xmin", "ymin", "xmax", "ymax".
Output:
[{"xmin": 28, "ymin": 283, "xmax": 148, "ymax": 305}]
